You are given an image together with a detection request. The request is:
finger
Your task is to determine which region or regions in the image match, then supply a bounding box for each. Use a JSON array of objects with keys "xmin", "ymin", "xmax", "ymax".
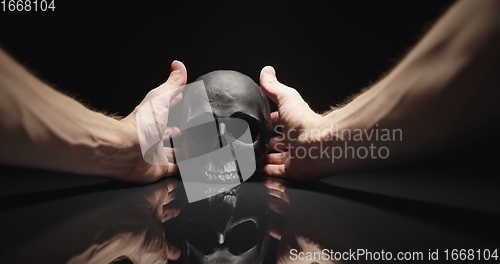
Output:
[
  {"xmin": 263, "ymin": 164, "xmax": 286, "ymax": 177},
  {"xmin": 268, "ymin": 188, "xmax": 290, "ymax": 206},
  {"xmin": 165, "ymin": 60, "xmax": 187, "ymax": 87},
  {"xmin": 146, "ymin": 84, "xmax": 183, "ymax": 107},
  {"xmin": 171, "ymin": 92, "xmax": 183, "ymax": 106},
  {"xmin": 260, "ymin": 66, "xmax": 280, "ymax": 104},
  {"xmin": 144, "ymin": 60, "xmax": 186, "ymax": 103},
  {"xmin": 268, "ymin": 194, "xmax": 290, "ymax": 217},
  {"xmin": 163, "ymin": 126, "xmax": 181, "ymax": 139},
  {"xmin": 269, "ymin": 136, "xmax": 288, "ymax": 152},
  {"xmin": 270, "ymin": 111, "xmax": 280, "ymax": 126},
  {"xmin": 166, "ymin": 243, "xmax": 181, "ymax": 261},
  {"xmin": 165, "ymin": 163, "xmax": 179, "ymax": 177},
  {"xmin": 264, "ymin": 178, "xmax": 287, "ymax": 192},
  {"xmin": 164, "ymin": 190, "xmax": 178, "ymax": 205},
  {"xmin": 166, "ymin": 180, "xmax": 179, "ymax": 192},
  {"xmin": 163, "ymin": 147, "xmax": 178, "ymax": 162},
  {"xmin": 161, "ymin": 204, "xmax": 181, "ymax": 222},
  {"xmin": 140, "ymin": 61, "xmax": 187, "ymax": 104},
  {"xmin": 260, "ymin": 66, "xmax": 298, "ymax": 105},
  {"xmin": 270, "ymin": 224, "xmax": 284, "ymax": 240},
  {"xmin": 260, "ymin": 66, "xmax": 320, "ymax": 124},
  {"xmin": 266, "ymin": 152, "xmax": 288, "ymax": 165},
  {"xmin": 164, "ymin": 146, "xmax": 184, "ymax": 165}
]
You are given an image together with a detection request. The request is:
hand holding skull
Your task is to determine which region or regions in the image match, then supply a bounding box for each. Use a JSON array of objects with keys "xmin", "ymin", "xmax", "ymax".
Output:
[{"xmin": 260, "ymin": 66, "xmax": 339, "ymax": 181}]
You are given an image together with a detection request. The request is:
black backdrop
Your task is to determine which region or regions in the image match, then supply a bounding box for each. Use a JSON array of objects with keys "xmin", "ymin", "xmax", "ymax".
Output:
[{"xmin": 0, "ymin": 0, "xmax": 456, "ymax": 116}]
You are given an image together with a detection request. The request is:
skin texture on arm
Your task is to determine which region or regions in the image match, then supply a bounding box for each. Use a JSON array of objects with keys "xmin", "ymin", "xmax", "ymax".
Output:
[
  {"xmin": 262, "ymin": 0, "xmax": 500, "ymax": 181},
  {"xmin": 0, "ymin": 48, "xmax": 186, "ymax": 182}
]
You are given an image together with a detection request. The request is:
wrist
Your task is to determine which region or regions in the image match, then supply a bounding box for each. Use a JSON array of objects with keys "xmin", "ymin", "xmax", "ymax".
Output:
[
  {"xmin": 312, "ymin": 91, "xmax": 402, "ymax": 173},
  {"xmin": 75, "ymin": 112, "xmax": 138, "ymax": 178}
]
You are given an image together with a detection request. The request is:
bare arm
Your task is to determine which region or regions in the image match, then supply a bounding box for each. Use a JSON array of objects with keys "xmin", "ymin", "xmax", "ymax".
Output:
[
  {"xmin": 261, "ymin": 0, "xmax": 500, "ymax": 180},
  {"xmin": 0, "ymin": 49, "xmax": 186, "ymax": 182}
]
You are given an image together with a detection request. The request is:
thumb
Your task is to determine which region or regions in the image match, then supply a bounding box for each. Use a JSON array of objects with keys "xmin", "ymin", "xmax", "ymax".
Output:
[
  {"xmin": 260, "ymin": 66, "xmax": 283, "ymax": 104},
  {"xmin": 140, "ymin": 60, "xmax": 187, "ymax": 105},
  {"xmin": 260, "ymin": 65, "xmax": 318, "ymax": 113},
  {"xmin": 165, "ymin": 60, "xmax": 187, "ymax": 87},
  {"xmin": 260, "ymin": 66, "xmax": 304, "ymax": 107}
]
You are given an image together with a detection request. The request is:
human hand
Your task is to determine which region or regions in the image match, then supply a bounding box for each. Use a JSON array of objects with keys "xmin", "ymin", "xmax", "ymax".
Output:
[
  {"xmin": 118, "ymin": 60, "xmax": 187, "ymax": 183},
  {"xmin": 267, "ymin": 178, "xmax": 336, "ymax": 264},
  {"xmin": 67, "ymin": 179, "xmax": 184, "ymax": 264},
  {"xmin": 259, "ymin": 66, "xmax": 341, "ymax": 181},
  {"xmin": 118, "ymin": 179, "xmax": 184, "ymax": 264}
]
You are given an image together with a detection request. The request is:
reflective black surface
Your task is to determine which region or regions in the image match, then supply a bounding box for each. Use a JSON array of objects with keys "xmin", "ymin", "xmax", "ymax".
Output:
[{"xmin": 1, "ymin": 158, "xmax": 500, "ymax": 264}]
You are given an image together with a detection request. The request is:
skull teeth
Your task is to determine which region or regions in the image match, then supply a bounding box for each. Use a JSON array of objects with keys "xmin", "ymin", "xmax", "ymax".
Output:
[
  {"xmin": 207, "ymin": 161, "xmax": 236, "ymax": 173},
  {"xmin": 205, "ymin": 160, "xmax": 239, "ymax": 181},
  {"xmin": 205, "ymin": 171, "xmax": 239, "ymax": 181},
  {"xmin": 205, "ymin": 187, "xmax": 230, "ymax": 195}
]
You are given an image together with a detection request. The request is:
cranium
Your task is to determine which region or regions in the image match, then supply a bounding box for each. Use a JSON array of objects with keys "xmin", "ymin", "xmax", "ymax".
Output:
[{"xmin": 176, "ymin": 70, "xmax": 272, "ymax": 183}]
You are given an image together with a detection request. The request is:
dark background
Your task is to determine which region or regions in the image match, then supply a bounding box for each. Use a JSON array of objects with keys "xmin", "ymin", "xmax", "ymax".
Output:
[
  {"xmin": 3, "ymin": 3, "xmax": 500, "ymax": 263},
  {"xmin": 0, "ymin": 0, "xmax": 456, "ymax": 116}
]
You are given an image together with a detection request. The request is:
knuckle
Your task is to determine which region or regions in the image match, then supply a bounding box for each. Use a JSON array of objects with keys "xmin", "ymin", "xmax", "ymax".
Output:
[{"xmin": 167, "ymin": 73, "xmax": 186, "ymax": 86}]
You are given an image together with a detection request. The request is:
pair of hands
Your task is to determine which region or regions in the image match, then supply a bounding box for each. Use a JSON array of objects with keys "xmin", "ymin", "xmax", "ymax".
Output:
[
  {"xmin": 71, "ymin": 177, "xmax": 290, "ymax": 264},
  {"xmin": 119, "ymin": 61, "xmax": 336, "ymax": 183}
]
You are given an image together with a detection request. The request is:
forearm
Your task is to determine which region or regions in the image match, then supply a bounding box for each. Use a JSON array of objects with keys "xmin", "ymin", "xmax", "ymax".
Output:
[
  {"xmin": 0, "ymin": 49, "xmax": 133, "ymax": 177},
  {"xmin": 322, "ymin": 0, "xmax": 500, "ymax": 167}
]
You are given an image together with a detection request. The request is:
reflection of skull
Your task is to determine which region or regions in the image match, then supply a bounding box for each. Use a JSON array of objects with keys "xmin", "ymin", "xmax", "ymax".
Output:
[
  {"xmin": 179, "ymin": 70, "xmax": 272, "ymax": 183},
  {"xmin": 184, "ymin": 183, "xmax": 271, "ymax": 264}
]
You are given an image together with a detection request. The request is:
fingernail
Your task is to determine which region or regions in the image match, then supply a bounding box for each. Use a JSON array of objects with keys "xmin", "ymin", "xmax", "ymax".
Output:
[
  {"xmin": 171, "ymin": 60, "xmax": 181, "ymax": 72},
  {"xmin": 262, "ymin": 66, "xmax": 274, "ymax": 76}
]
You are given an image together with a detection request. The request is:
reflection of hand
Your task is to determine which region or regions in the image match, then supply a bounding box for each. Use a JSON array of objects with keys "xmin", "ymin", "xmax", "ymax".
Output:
[
  {"xmin": 263, "ymin": 177, "xmax": 337, "ymax": 264},
  {"xmin": 118, "ymin": 61, "xmax": 187, "ymax": 183},
  {"xmin": 264, "ymin": 177, "xmax": 290, "ymax": 241},
  {"xmin": 268, "ymin": 180, "xmax": 336, "ymax": 264},
  {"xmin": 277, "ymin": 236, "xmax": 337, "ymax": 264},
  {"xmin": 67, "ymin": 179, "xmax": 185, "ymax": 264}
]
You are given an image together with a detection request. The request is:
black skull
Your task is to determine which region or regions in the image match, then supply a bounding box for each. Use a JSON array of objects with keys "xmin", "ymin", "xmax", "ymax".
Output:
[
  {"xmin": 184, "ymin": 183, "xmax": 271, "ymax": 264},
  {"xmin": 178, "ymin": 70, "xmax": 272, "ymax": 183}
]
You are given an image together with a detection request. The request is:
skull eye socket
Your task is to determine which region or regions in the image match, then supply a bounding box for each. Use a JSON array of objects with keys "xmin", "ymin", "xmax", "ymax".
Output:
[
  {"xmin": 184, "ymin": 113, "xmax": 219, "ymax": 144},
  {"xmin": 226, "ymin": 220, "xmax": 260, "ymax": 255},
  {"xmin": 229, "ymin": 112, "xmax": 261, "ymax": 143},
  {"xmin": 183, "ymin": 113, "xmax": 261, "ymax": 144},
  {"xmin": 216, "ymin": 117, "xmax": 249, "ymax": 142}
]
